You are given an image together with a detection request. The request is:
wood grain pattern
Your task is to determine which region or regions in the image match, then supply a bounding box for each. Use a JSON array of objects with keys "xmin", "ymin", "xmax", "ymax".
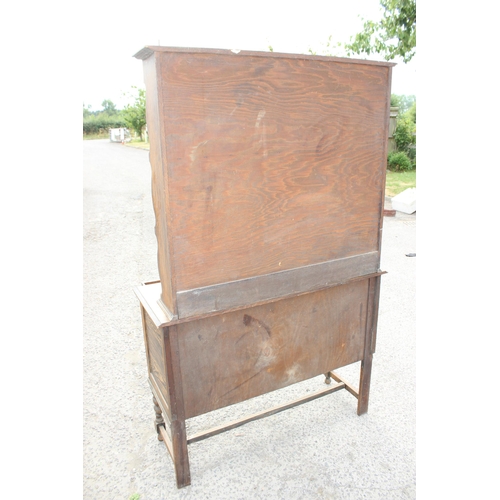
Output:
[
  {"xmin": 176, "ymin": 279, "xmax": 369, "ymax": 419},
  {"xmin": 157, "ymin": 51, "xmax": 389, "ymax": 291},
  {"xmin": 144, "ymin": 312, "xmax": 169, "ymax": 408},
  {"xmin": 162, "ymin": 325, "xmax": 191, "ymax": 488},
  {"xmin": 135, "ymin": 47, "xmax": 390, "ymax": 488},
  {"xmin": 135, "ymin": 282, "xmax": 174, "ymax": 327},
  {"xmin": 176, "ymin": 251, "xmax": 379, "ymax": 318},
  {"xmin": 143, "ymin": 54, "xmax": 176, "ymax": 315},
  {"xmin": 135, "ymin": 46, "xmax": 396, "ymax": 68}
]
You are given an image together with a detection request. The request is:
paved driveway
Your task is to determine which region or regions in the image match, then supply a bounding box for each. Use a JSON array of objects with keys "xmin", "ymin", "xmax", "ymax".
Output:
[{"xmin": 83, "ymin": 139, "xmax": 416, "ymax": 499}]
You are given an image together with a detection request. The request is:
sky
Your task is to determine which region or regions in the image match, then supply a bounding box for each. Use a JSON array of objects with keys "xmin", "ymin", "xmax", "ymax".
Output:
[{"xmin": 82, "ymin": 0, "xmax": 416, "ymax": 110}]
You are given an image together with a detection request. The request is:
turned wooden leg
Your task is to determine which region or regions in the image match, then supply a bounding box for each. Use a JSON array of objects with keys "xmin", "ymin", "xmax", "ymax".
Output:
[
  {"xmin": 153, "ymin": 396, "xmax": 165, "ymax": 441},
  {"xmin": 324, "ymin": 372, "xmax": 332, "ymax": 384}
]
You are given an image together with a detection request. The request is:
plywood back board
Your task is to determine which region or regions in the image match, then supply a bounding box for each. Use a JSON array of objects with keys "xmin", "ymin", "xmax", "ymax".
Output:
[
  {"xmin": 136, "ymin": 47, "xmax": 393, "ymax": 318},
  {"xmin": 176, "ymin": 279, "xmax": 369, "ymax": 418}
]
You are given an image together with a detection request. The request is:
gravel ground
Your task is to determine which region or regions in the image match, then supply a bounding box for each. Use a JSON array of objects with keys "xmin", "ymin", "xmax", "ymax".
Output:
[{"xmin": 83, "ymin": 139, "xmax": 416, "ymax": 500}]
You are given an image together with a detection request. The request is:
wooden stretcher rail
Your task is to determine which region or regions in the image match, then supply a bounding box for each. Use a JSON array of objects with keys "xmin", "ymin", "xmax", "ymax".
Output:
[
  {"xmin": 156, "ymin": 369, "xmax": 358, "ymax": 454},
  {"xmin": 187, "ymin": 380, "xmax": 347, "ymax": 444},
  {"xmin": 328, "ymin": 371, "xmax": 359, "ymax": 399}
]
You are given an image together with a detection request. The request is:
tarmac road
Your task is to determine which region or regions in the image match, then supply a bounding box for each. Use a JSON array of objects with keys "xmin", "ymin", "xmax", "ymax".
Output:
[{"xmin": 83, "ymin": 139, "xmax": 416, "ymax": 500}]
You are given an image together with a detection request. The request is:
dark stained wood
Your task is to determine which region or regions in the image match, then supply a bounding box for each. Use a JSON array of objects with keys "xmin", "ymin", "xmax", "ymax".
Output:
[
  {"xmin": 370, "ymin": 275, "xmax": 382, "ymax": 354},
  {"xmin": 149, "ymin": 380, "xmax": 171, "ymax": 432},
  {"xmin": 139, "ymin": 304, "xmax": 152, "ymax": 375},
  {"xmin": 135, "ymin": 45, "xmax": 396, "ymax": 68},
  {"xmin": 135, "ymin": 282, "xmax": 175, "ymax": 326},
  {"xmin": 177, "ymin": 280, "xmax": 368, "ymax": 419},
  {"xmin": 357, "ymin": 276, "xmax": 379, "ymax": 415},
  {"xmin": 136, "ymin": 47, "xmax": 392, "ymax": 314},
  {"xmin": 133, "ymin": 46, "xmax": 391, "ymax": 488},
  {"xmin": 136, "ymin": 271, "xmax": 386, "ymax": 328},
  {"xmin": 329, "ymin": 371, "xmax": 359, "ymax": 399},
  {"xmin": 161, "ymin": 51, "xmax": 389, "ymax": 293},
  {"xmin": 143, "ymin": 310, "xmax": 170, "ymax": 411},
  {"xmin": 176, "ymin": 251, "xmax": 378, "ymax": 318},
  {"xmin": 162, "ymin": 325, "xmax": 190, "ymax": 488},
  {"xmin": 358, "ymin": 354, "xmax": 373, "ymax": 416},
  {"xmin": 158, "ymin": 424, "xmax": 175, "ymax": 463},
  {"xmin": 142, "ymin": 54, "xmax": 176, "ymax": 317},
  {"xmin": 153, "ymin": 396, "xmax": 165, "ymax": 441},
  {"xmin": 187, "ymin": 380, "xmax": 346, "ymax": 444}
]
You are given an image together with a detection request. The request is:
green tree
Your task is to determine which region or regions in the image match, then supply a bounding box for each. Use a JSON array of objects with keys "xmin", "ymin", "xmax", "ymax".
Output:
[
  {"xmin": 391, "ymin": 101, "xmax": 416, "ymax": 168},
  {"xmin": 122, "ymin": 87, "xmax": 146, "ymax": 140},
  {"xmin": 83, "ymin": 103, "xmax": 93, "ymax": 118},
  {"xmin": 345, "ymin": 0, "xmax": 416, "ymax": 63},
  {"xmin": 101, "ymin": 99, "xmax": 118, "ymax": 115},
  {"xmin": 406, "ymin": 101, "xmax": 416, "ymax": 124}
]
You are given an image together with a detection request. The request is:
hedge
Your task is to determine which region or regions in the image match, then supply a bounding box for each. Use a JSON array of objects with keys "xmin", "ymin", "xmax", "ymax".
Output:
[{"xmin": 83, "ymin": 116, "xmax": 127, "ymax": 135}]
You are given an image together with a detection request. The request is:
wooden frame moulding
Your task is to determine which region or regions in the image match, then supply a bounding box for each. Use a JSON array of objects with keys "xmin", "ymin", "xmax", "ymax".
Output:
[
  {"xmin": 135, "ymin": 272, "xmax": 383, "ymax": 488},
  {"xmin": 132, "ymin": 46, "xmax": 392, "ymax": 489}
]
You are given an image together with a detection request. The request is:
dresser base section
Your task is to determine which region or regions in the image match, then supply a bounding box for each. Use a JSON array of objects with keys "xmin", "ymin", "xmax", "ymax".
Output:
[{"xmin": 136, "ymin": 274, "xmax": 381, "ymax": 488}]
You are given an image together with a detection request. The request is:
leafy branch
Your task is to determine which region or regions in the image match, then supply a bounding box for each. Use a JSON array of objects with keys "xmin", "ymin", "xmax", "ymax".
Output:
[{"xmin": 345, "ymin": 0, "xmax": 416, "ymax": 63}]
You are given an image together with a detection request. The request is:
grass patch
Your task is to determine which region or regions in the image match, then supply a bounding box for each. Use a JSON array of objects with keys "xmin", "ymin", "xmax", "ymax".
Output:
[
  {"xmin": 385, "ymin": 169, "xmax": 416, "ymax": 197},
  {"xmin": 83, "ymin": 132, "xmax": 109, "ymax": 140},
  {"xmin": 125, "ymin": 139, "xmax": 150, "ymax": 150}
]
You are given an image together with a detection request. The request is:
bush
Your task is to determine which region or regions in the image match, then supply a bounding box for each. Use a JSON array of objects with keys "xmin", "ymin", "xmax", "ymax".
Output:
[
  {"xmin": 389, "ymin": 97, "xmax": 416, "ymax": 170},
  {"xmin": 406, "ymin": 144, "xmax": 416, "ymax": 164},
  {"xmin": 393, "ymin": 116, "xmax": 415, "ymax": 153},
  {"xmin": 387, "ymin": 151, "xmax": 413, "ymax": 172},
  {"xmin": 406, "ymin": 101, "xmax": 416, "ymax": 124},
  {"xmin": 83, "ymin": 115, "xmax": 126, "ymax": 135}
]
